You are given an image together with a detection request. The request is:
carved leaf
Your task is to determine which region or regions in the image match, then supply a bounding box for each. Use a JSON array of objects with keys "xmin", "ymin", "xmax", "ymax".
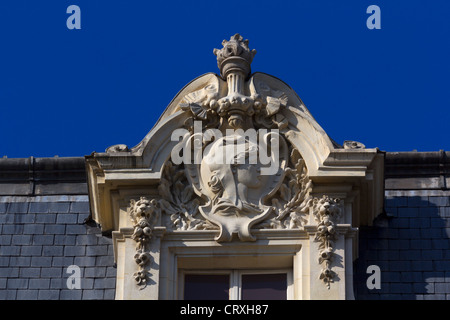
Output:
[
  {"xmin": 272, "ymin": 198, "xmax": 284, "ymax": 216},
  {"xmin": 173, "ymin": 181, "xmax": 185, "ymax": 203},
  {"xmin": 173, "ymin": 169, "xmax": 185, "ymax": 182},
  {"xmin": 181, "ymin": 186, "xmax": 194, "ymax": 203},
  {"xmin": 273, "ymin": 114, "xmax": 288, "ymax": 130},
  {"xmin": 279, "ymin": 184, "xmax": 291, "ymax": 202},
  {"xmin": 288, "ymin": 178, "xmax": 299, "ymax": 196},
  {"xmin": 266, "ymin": 97, "xmax": 281, "ymax": 116},
  {"xmin": 158, "ymin": 179, "xmax": 175, "ymax": 204},
  {"xmin": 186, "ymin": 198, "xmax": 199, "ymax": 216},
  {"xmin": 159, "ymin": 199, "xmax": 177, "ymax": 216},
  {"xmin": 158, "ymin": 160, "xmax": 214, "ymax": 231},
  {"xmin": 290, "ymin": 149, "xmax": 302, "ymax": 168}
]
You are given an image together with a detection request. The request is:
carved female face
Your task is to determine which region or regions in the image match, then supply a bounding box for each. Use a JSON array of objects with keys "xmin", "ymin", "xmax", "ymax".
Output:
[
  {"xmin": 201, "ymin": 134, "xmax": 263, "ymax": 206},
  {"xmin": 190, "ymin": 129, "xmax": 288, "ymax": 242},
  {"xmin": 233, "ymin": 162, "xmax": 262, "ymax": 188}
]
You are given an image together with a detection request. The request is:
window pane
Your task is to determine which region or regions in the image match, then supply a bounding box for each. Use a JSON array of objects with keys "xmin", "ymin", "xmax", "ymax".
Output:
[
  {"xmin": 241, "ymin": 273, "xmax": 287, "ymax": 300},
  {"xmin": 184, "ymin": 274, "xmax": 230, "ymax": 300}
]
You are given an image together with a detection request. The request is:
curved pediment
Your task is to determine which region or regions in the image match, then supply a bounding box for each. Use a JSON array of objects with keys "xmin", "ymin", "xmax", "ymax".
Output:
[{"xmin": 131, "ymin": 71, "xmax": 336, "ymax": 176}]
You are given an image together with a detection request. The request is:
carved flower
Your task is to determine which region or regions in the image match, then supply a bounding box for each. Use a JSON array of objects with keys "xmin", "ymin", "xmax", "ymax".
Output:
[
  {"xmin": 320, "ymin": 217, "xmax": 335, "ymax": 234},
  {"xmin": 134, "ymin": 252, "xmax": 150, "ymax": 267},
  {"xmin": 327, "ymin": 225, "xmax": 335, "ymax": 235},
  {"xmin": 317, "ymin": 225, "xmax": 328, "ymax": 236},
  {"xmin": 319, "ymin": 268, "xmax": 336, "ymax": 283},
  {"xmin": 132, "ymin": 227, "xmax": 143, "ymax": 240},
  {"xmin": 131, "ymin": 218, "xmax": 153, "ymax": 242},
  {"xmin": 133, "ymin": 271, "xmax": 147, "ymax": 285},
  {"xmin": 137, "ymin": 219, "xmax": 148, "ymax": 228},
  {"xmin": 318, "ymin": 248, "xmax": 333, "ymax": 264}
]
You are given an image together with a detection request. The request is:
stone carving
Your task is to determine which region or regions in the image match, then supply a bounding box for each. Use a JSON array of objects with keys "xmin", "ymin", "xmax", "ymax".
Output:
[
  {"xmin": 180, "ymin": 34, "xmax": 288, "ymax": 132},
  {"xmin": 106, "ymin": 144, "xmax": 129, "ymax": 153},
  {"xmin": 257, "ymin": 148, "xmax": 312, "ymax": 229},
  {"xmin": 191, "ymin": 131, "xmax": 288, "ymax": 241},
  {"xmin": 179, "ymin": 79, "xmax": 221, "ymax": 131},
  {"xmin": 213, "ymin": 33, "xmax": 256, "ymax": 80},
  {"xmin": 127, "ymin": 197, "xmax": 160, "ymax": 287},
  {"xmin": 343, "ymin": 140, "xmax": 365, "ymax": 149},
  {"xmin": 169, "ymin": 34, "xmax": 312, "ymax": 241},
  {"xmin": 250, "ymin": 78, "xmax": 289, "ymax": 130},
  {"xmin": 158, "ymin": 161, "xmax": 217, "ymax": 231},
  {"xmin": 309, "ymin": 196, "xmax": 342, "ymax": 288},
  {"xmin": 83, "ymin": 32, "xmax": 386, "ymax": 299}
]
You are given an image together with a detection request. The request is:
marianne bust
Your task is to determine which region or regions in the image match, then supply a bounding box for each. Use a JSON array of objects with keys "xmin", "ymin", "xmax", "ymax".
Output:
[
  {"xmin": 202, "ymin": 134, "xmax": 263, "ymax": 218},
  {"xmin": 188, "ymin": 131, "xmax": 287, "ymax": 241}
]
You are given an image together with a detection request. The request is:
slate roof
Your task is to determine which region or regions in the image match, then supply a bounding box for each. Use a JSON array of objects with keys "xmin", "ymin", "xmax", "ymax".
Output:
[{"xmin": 0, "ymin": 157, "xmax": 115, "ymax": 300}]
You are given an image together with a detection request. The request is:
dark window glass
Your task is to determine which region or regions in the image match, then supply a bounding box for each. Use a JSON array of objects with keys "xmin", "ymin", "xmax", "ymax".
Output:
[
  {"xmin": 241, "ymin": 273, "xmax": 287, "ymax": 300},
  {"xmin": 184, "ymin": 274, "xmax": 230, "ymax": 300}
]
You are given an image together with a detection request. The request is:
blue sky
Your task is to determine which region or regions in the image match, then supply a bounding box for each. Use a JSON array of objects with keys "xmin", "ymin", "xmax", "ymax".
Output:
[{"xmin": 1, "ymin": 0, "xmax": 449, "ymax": 158}]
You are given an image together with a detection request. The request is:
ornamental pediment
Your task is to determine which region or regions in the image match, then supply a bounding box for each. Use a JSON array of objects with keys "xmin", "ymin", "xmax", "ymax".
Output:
[{"xmin": 85, "ymin": 34, "xmax": 384, "ymax": 299}]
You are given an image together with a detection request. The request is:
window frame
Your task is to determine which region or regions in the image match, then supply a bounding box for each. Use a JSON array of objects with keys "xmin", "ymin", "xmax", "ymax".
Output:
[{"xmin": 179, "ymin": 268, "xmax": 293, "ymax": 300}]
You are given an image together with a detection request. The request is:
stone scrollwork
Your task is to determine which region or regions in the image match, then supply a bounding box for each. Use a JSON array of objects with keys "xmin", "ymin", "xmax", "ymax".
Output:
[
  {"xmin": 127, "ymin": 197, "xmax": 160, "ymax": 287},
  {"xmin": 309, "ymin": 195, "xmax": 342, "ymax": 288}
]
